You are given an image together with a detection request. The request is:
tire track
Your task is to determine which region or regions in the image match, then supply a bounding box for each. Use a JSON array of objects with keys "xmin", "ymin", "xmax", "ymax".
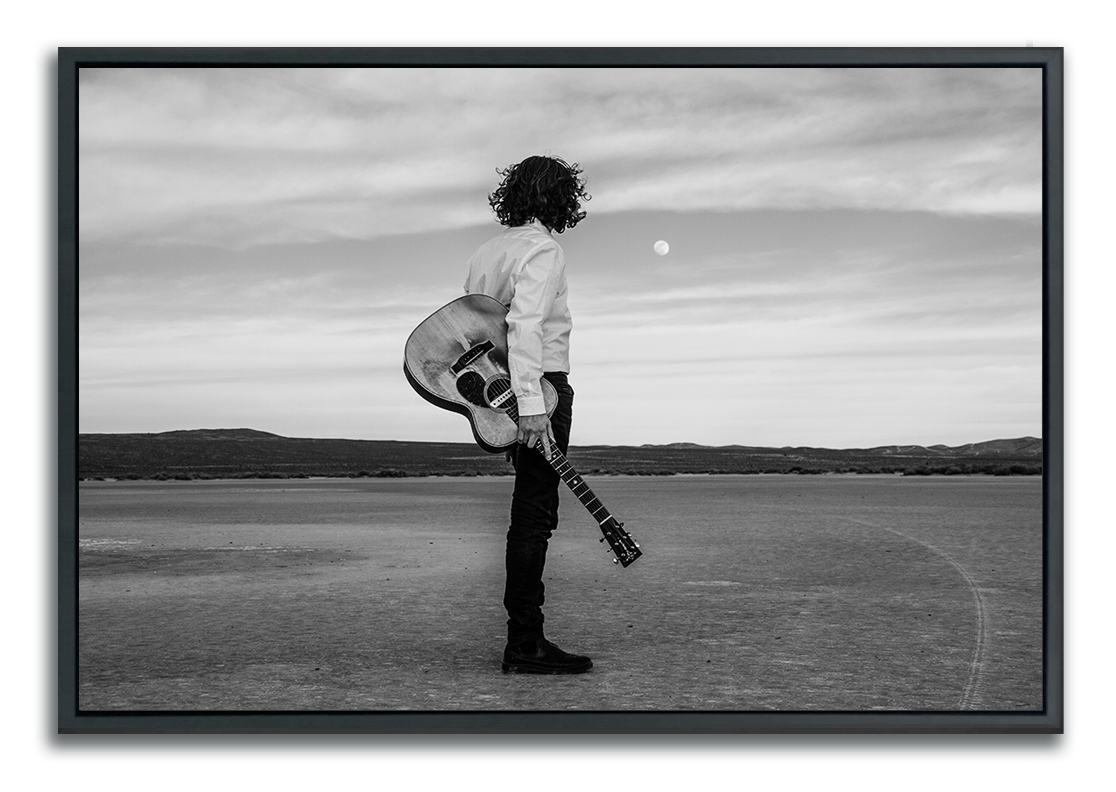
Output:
[{"xmin": 778, "ymin": 505, "xmax": 988, "ymax": 710}]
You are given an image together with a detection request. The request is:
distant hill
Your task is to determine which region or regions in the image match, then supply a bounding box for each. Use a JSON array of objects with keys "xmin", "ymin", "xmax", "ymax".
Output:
[
  {"xmin": 154, "ymin": 428, "xmax": 283, "ymax": 441},
  {"xmin": 873, "ymin": 437, "xmax": 1044, "ymax": 457},
  {"xmin": 77, "ymin": 429, "xmax": 1043, "ymax": 480},
  {"xmin": 650, "ymin": 437, "xmax": 1044, "ymax": 458}
]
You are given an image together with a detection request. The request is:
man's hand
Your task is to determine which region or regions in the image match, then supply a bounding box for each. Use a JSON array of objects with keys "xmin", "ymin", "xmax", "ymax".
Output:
[{"xmin": 518, "ymin": 413, "xmax": 555, "ymax": 460}]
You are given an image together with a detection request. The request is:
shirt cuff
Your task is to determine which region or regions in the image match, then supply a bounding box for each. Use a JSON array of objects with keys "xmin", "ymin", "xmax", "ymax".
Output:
[{"xmin": 517, "ymin": 395, "xmax": 546, "ymax": 417}]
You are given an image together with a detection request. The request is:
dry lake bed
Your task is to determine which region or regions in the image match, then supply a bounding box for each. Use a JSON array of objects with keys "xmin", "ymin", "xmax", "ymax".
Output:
[{"xmin": 76, "ymin": 474, "xmax": 1043, "ymax": 712}]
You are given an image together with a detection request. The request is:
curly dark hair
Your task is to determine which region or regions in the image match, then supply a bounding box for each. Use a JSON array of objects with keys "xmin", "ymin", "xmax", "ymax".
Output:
[{"xmin": 488, "ymin": 155, "xmax": 590, "ymax": 233}]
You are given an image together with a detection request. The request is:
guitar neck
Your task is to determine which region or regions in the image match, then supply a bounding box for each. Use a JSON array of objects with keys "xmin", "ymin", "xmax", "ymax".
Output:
[
  {"xmin": 508, "ymin": 405, "xmax": 614, "ymax": 525},
  {"xmin": 507, "ymin": 408, "xmax": 640, "ymax": 567},
  {"xmin": 537, "ymin": 441, "xmax": 615, "ymax": 526}
]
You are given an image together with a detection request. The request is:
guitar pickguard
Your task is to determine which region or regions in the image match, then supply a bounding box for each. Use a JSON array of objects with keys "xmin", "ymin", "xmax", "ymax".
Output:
[{"xmin": 455, "ymin": 370, "xmax": 487, "ymax": 407}]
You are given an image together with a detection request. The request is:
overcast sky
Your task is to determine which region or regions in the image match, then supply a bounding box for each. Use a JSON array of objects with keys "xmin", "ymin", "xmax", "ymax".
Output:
[{"xmin": 78, "ymin": 66, "xmax": 1043, "ymax": 447}]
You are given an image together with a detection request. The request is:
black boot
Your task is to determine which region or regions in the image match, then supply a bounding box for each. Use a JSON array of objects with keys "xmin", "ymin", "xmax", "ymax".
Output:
[{"xmin": 502, "ymin": 637, "xmax": 593, "ymax": 674}]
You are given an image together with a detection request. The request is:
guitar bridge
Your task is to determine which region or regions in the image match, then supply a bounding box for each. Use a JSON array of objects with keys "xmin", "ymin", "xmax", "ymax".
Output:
[{"xmin": 451, "ymin": 340, "xmax": 494, "ymax": 374}]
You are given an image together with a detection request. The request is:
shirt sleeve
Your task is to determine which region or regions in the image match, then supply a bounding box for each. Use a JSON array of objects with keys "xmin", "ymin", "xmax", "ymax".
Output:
[{"xmin": 507, "ymin": 241, "xmax": 563, "ymax": 416}]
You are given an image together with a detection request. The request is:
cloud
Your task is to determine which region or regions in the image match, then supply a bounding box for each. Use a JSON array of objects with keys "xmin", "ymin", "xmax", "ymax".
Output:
[
  {"xmin": 75, "ymin": 65, "xmax": 1044, "ymax": 445},
  {"xmin": 76, "ymin": 206, "xmax": 1041, "ymax": 445},
  {"xmin": 79, "ymin": 67, "xmax": 1042, "ymax": 249}
]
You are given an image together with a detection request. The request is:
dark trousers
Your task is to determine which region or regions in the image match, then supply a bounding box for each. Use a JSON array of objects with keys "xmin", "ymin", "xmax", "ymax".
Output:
[{"xmin": 504, "ymin": 371, "xmax": 573, "ymax": 643}]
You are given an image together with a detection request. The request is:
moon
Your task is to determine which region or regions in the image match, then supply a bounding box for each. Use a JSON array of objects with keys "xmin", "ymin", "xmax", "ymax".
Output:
[{"xmin": 653, "ymin": 240, "xmax": 670, "ymax": 256}]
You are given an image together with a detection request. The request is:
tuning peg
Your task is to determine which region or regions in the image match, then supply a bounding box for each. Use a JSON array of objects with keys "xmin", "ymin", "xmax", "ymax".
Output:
[{"xmin": 612, "ymin": 558, "xmax": 619, "ymax": 564}]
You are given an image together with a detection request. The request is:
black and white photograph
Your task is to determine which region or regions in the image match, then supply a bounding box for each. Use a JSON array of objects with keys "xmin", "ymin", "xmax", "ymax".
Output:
[{"xmin": 59, "ymin": 49, "xmax": 1060, "ymax": 732}]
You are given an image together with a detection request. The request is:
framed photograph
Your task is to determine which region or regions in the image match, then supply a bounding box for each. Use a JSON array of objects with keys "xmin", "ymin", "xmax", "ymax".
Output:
[{"xmin": 58, "ymin": 46, "xmax": 1062, "ymax": 733}]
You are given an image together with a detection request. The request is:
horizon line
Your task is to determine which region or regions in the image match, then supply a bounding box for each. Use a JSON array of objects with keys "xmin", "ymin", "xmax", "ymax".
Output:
[{"xmin": 76, "ymin": 427, "xmax": 1044, "ymax": 452}]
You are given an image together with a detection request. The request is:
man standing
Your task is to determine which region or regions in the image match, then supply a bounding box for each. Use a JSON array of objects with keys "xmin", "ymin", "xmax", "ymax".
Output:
[{"xmin": 464, "ymin": 155, "xmax": 593, "ymax": 674}]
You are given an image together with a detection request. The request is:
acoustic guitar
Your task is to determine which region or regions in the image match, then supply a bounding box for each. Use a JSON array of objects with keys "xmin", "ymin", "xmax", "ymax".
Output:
[{"xmin": 403, "ymin": 294, "xmax": 642, "ymax": 567}]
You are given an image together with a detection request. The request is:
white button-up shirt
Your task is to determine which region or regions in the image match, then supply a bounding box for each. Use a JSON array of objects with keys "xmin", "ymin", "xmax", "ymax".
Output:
[{"xmin": 464, "ymin": 219, "xmax": 572, "ymax": 416}]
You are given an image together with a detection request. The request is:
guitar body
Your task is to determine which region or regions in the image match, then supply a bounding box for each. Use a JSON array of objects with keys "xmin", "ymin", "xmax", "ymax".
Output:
[{"xmin": 403, "ymin": 294, "xmax": 557, "ymax": 453}]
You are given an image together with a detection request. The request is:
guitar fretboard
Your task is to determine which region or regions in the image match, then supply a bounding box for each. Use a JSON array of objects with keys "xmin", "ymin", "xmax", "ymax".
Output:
[{"xmin": 507, "ymin": 403, "xmax": 613, "ymax": 526}]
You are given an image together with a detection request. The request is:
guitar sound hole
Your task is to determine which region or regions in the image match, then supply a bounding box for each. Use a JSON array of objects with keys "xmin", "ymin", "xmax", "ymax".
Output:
[{"xmin": 484, "ymin": 377, "xmax": 516, "ymax": 411}]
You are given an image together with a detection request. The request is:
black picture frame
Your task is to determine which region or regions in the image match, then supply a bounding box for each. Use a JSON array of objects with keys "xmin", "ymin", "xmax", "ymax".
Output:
[{"xmin": 57, "ymin": 46, "xmax": 1063, "ymax": 734}]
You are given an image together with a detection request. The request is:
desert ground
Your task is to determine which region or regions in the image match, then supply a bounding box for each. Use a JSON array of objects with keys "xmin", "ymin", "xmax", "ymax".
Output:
[{"xmin": 76, "ymin": 475, "xmax": 1043, "ymax": 712}]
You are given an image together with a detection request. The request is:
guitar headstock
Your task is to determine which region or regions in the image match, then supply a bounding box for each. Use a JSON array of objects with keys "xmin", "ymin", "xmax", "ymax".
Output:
[{"xmin": 599, "ymin": 517, "xmax": 642, "ymax": 567}]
